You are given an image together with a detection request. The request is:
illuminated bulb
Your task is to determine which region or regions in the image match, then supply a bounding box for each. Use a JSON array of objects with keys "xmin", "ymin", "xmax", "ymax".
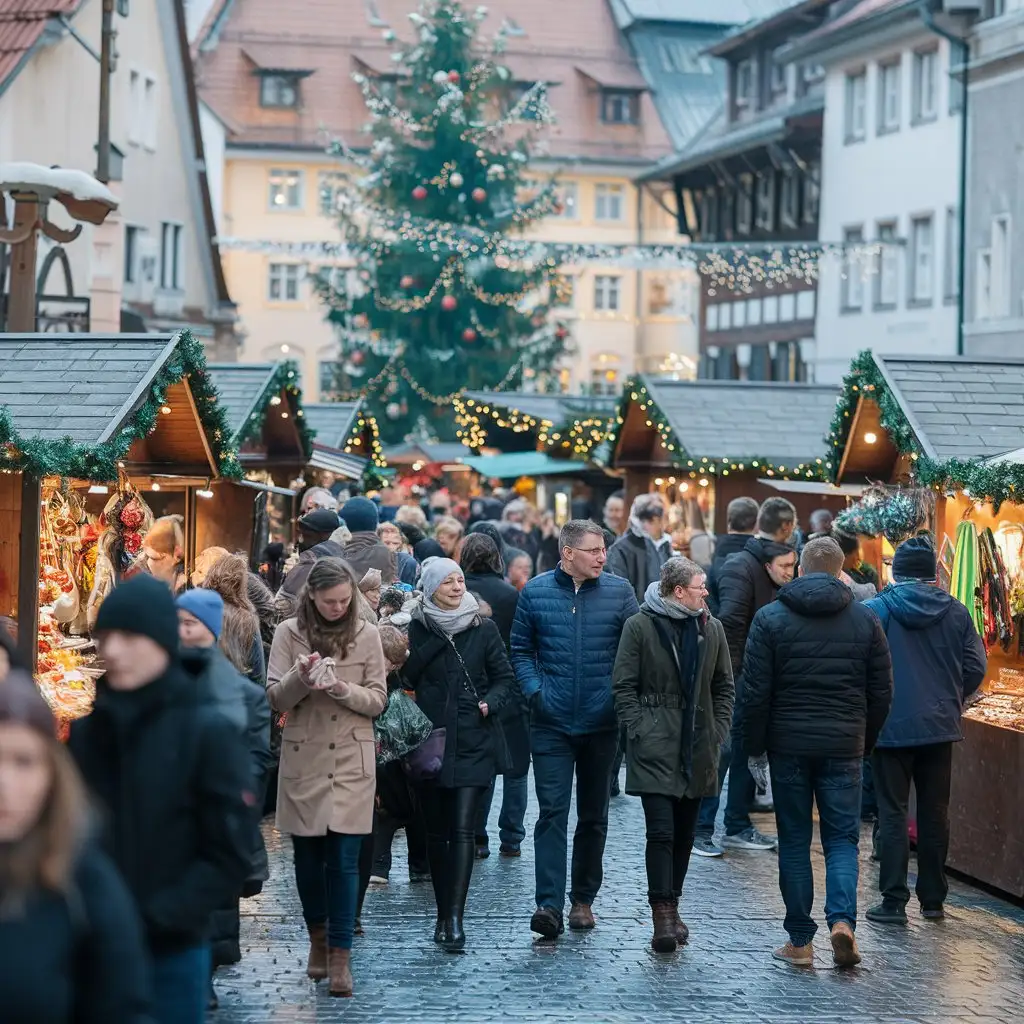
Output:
[
  {"xmin": 654, "ymin": 477, "xmax": 664, "ymax": 486},
  {"xmin": 151, "ymin": 482, "xmax": 161, "ymax": 492},
  {"xmin": 281, "ymin": 412, "xmax": 290, "ymax": 419},
  {"xmin": 160, "ymin": 406, "xmax": 171, "ymax": 415},
  {"xmin": 699, "ymin": 478, "xmax": 710, "ymax": 487},
  {"xmin": 863, "ymin": 432, "xmax": 878, "ymax": 445},
  {"xmin": 88, "ymin": 484, "xmax": 109, "ymax": 495},
  {"xmin": 680, "ymin": 482, "xmax": 689, "ymax": 492},
  {"xmin": 270, "ymin": 396, "xmax": 282, "ymax": 406},
  {"xmin": 281, "ymin": 344, "xmax": 290, "ymax": 353},
  {"xmin": 196, "ymin": 489, "xmax": 214, "ymax": 499}
]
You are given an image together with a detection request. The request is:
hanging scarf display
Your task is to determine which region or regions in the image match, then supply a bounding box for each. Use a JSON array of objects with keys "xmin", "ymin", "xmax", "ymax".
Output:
[
  {"xmin": 951, "ymin": 520, "xmax": 985, "ymax": 637},
  {"xmin": 978, "ymin": 527, "xmax": 1013, "ymax": 651}
]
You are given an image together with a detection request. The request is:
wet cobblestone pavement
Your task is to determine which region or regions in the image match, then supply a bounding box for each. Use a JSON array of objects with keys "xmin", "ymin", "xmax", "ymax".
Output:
[{"xmin": 215, "ymin": 771, "xmax": 1024, "ymax": 1023}]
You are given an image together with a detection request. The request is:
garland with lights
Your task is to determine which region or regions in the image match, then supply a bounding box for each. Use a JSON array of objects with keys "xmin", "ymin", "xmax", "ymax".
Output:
[
  {"xmin": 0, "ymin": 329, "xmax": 242, "ymax": 481},
  {"xmin": 233, "ymin": 361, "xmax": 315, "ymax": 459},
  {"xmin": 827, "ymin": 350, "xmax": 1024, "ymax": 511},
  {"xmin": 342, "ymin": 412, "xmax": 388, "ymax": 470}
]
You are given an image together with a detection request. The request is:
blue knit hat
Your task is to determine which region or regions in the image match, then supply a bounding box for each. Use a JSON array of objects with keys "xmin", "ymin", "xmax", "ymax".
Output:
[
  {"xmin": 340, "ymin": 496, "xmax": 379, "ymax": 534},
  {"xmin": 892, "ymin": 536, "xmax": 937, "ymax": 582},
  {"xmin": 176, "ymin": 589, "xmax": 224, "ymax": 641}
]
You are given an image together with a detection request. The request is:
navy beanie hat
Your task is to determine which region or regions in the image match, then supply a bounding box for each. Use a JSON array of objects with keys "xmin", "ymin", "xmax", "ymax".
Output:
[
  {"xmin": 176, "ymin": 588, "xmax": 225, "ymax": 641},
  {"xmin": 95, "ymin": 574, "xmax": 180, "ymax": 654},
  {"xmin": 892, "ymin": 536, "xmax": 937, "ymax": 581},
  {"xmin": 340, "ymin": 496, "xmax": 379, "ymax": 534}
]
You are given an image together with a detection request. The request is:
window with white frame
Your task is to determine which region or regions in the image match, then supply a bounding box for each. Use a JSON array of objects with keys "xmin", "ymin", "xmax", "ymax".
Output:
[
  {"xmin": 555, "ymin": 182, "xmax": 579, "ymax": 219},
  {"xmin": 841, "ymin": 226, "xmax": 865, "ymax": 311},
  {"xmin": 594, "ymin": 183, "xmax": 625, "ymax": 222},
  {"xmin": 268, "ymin": 263, "xmax": 302, "ymax": 302},
  {"xmin": 700, "ymin": 187, "xmax": 719, "ymax": 239},
  {"xmin": 909, "ymin": 214, "xmax": 934, "ymax": 304},
  {"xmin": 268, "ymin": 169, "xmax": 304, "ymax": 211},
  {"xmin": 590, "ymin": 366, "xmax": 621, "ymax": 396},
  {"xmin": 874, "ymin": 221, "xmax": 899, "ymax": 308},
  {"xmin": 128, "ymin": 70, "xmax": 141, "ymax": 146},
  {"xmin": 803, "ymin": 164, "xmax": 820, "ymax": 224},
  {"xmin": 769, "ymin": 50, "xmax": 789, "ymax": 102},
  {"xmin": 976, "ymin": 249, "xmax": 993, "ymax": 319},
  {"xmin": 124, "ymin": 225, "xmax": 140, "ymax": 284},
  {"xmin": 991, "ymin": 214, "xmax": 1012, "ymax": 317},
  {"xmin": 594, "ymin": 275, "xmax": 621, "ymax": 312},
  {"xmin": 159, "ymin": 222, "xmax": 183, "ymax": 290},
  {"xmin": 260, "ymin": 74, "xmax": 300, "ymax": 109},
  {"xmin": 912, "ymin": 48, "xmax": 939, "ymax": 123},
  {"xmin": 600, "ymin": 90, "xmax": 640, "ymax": 125},
  {"xmin": 844, "ymin": 70, "xmax": 867, "ymax": 142},
  {"xmin": 142, "ymin": 75, "xmax": 158, "ymax": 150},
  {"xmin": 780, "ymin": 170, "xmax": 799, "ymax": 228},
  {"xmin": 318, "ymin": 171, "xmax": 346, "ymax": 217},
  {"xmin": 735, "ymin": 59, "xmax": 756, "ymax": 113},
  {"xmin": 944, "ymin": 207, "xmax": 960, "ymax": 301},
  {"xmin": 755, "ymin": 172, "xmax": 775, "ymax": 231},
  {"xmin": 736, "ymin": 174, "xmax": 754, "ymax": 234},
  {"xmin": 878, "ymin": 59, "xmax": 902, "ymax": 133}
]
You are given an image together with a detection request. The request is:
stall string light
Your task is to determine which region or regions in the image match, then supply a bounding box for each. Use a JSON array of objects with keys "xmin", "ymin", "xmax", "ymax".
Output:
[{"xmin": 342, "ymin": 413, "xmax": 388, "ymax": 469}]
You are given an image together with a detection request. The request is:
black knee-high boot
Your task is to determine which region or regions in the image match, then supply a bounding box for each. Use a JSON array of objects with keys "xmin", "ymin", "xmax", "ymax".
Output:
[
  {"xmin": 444, "ymin": 837, "xmax": 474, "ymax": 953},
  {"xmin": 426, "ymin": 839, "xmax": 450, "ymax": 943}
]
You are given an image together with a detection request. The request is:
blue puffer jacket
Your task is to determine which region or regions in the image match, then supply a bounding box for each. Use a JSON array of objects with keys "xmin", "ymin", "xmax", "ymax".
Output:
[
  {"xmin": 511, "ymin": 566, "xmax": 639, "ymax": 736},
  {"xmin": 865, "ymin": 583, "xmax": 987, "ymax": 748}
]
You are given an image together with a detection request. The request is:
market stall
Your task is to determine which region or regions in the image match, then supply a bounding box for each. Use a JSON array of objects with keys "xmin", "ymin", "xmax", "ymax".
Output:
[
  {"xmin": 304, "ymin": 400, "xmax": 386, "ymax": 492},
  {"xmin": 0, "ymin": 329, "xmax": 240, "ymax": 733},
  {"xmin": 612, "ymin": 376, "xmax": 849, "ymax": 536},
  {"xmin": 829, "ymin": 350, "xmax": 1024, "ymax": 895}
]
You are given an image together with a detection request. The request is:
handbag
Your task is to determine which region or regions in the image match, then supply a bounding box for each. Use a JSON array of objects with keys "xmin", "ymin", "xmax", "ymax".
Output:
[
  {"xmin": 374, "ymin": 688, "xmax": 434, "ymax": 765},
  {"xmin": 402, "ymin": 726, "xmax": 447, "ymax": 781}
]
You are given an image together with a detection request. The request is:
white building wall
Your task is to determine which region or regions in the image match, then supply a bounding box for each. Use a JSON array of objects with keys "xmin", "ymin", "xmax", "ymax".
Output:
[{"xmin": 815, "ymin": 33, "xmax": 960, "ymax": 384}]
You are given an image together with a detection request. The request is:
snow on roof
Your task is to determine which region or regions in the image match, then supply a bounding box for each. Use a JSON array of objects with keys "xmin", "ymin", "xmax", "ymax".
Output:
[{"xmin": 0, "ymin": 162, "xmax": 118, "ymax": 207}]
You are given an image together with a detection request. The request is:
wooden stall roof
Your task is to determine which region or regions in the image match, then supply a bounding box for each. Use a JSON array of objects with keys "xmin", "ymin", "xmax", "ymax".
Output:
[
  {"xmin": 303, "ymin": 401, "xmax": 362, "ymax": 449},
  {"xmin": 207, "ymin": 363, "xmax": 282, "ymax": 441}
]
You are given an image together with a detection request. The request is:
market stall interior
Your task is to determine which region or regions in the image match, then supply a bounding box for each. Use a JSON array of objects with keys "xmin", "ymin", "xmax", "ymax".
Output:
[
  {"xmin": 831, "ymin": 351, "xmax": 1024, "ymax": 896},
  {"xmin": 303, "ymin": 399, "xmax": 386, "ymax": 491},
  {"xmin": 0, "ymin": 330, "xmax": 240, "ymax": 732}
]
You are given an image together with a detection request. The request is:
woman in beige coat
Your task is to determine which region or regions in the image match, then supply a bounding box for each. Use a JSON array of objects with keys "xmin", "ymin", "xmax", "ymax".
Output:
[{"xmin": 266, "ymin": 557, "xmax": 386, "ymax": 998}]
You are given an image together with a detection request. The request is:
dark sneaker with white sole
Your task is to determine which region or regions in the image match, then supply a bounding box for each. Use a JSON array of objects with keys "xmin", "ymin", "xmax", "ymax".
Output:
[
  {"xmin": 691, "ymin": 835, "xmax": 725, "ymax": 858},
  {"xmin": 721, "ymin": 827, "xmax": 777, "ymax": 851}
]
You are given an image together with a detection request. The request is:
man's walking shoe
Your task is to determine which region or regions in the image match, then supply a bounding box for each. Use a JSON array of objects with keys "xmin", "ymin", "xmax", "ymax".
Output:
[
  {"xmin": 568, "ymin": 902, "xmax": 596, "ymax": 931},
  {"xmin": 475, "ymin": 841, "xmax": 490, "ymax": 859},
  {"xmin": 721, "ymin": 827, "xmax": 777, "ymax": 851},
  {"xmin": 327, "ymin": 947, "xmax": 354, "ymax": 997},
  {"xmin": 830, "ymin": 922, "xmax": 862, "ymax": 968},
  {"xmin": 691, "ymin": 834, "xmax": 725, "ymax": 858},
  {"xmin": 611, "ymin": 778, "xmax": 621, "ymax": 797},
  {"xmin": 353, "ymin": 916, "xmax": 365, "ymax": 937},
  {"xmin": 499, "ymin": 843, "xmax": 521, "ymax": 857},
  {"xmin": 772, "ymin": 941, "xmax": 814, "ymax": 967},
  {"xmin": 866, "ymin": 900, "xmax": 908, "ymax": 925},
  {"xmin": 671, "ymin": 899, "xmax": 689, "ymax": 945},
  {"xmin": 207, "ymin": 977, "xmax": 219, "ymax": 1011},
  {"xmin": 921, "ymin": 904, "xmax": 946, "ymax": 920},
  {"xmin": 530, "ymin": 906, "xmax": 564, "ymax": 939},
  {"xmin": 409, "ymin": 869, "xmax": 431, "ymax": 883},
  {"xmin": 650, "ymin": 901, "xmax": 678, "ymax": 953},
  {"xmin": 368, "ymin": 874, "xmax": 388, "ymax": 886},
  {"xmin": 306, "ymin": 922, "xmax": 328, "ymax": 980}
]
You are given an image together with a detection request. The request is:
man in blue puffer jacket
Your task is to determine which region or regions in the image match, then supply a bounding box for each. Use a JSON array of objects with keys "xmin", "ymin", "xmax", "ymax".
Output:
[
  {"xmin": 511, "ymin": 519, "xmax": 640, "ymax": 939},
  {"xmin": 864, "ymin": 536, "xmax": 986, "ymax": 926}
]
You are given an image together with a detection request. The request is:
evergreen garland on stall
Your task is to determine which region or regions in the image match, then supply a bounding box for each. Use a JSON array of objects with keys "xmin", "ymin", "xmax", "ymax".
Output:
[
  {"xmin": 0, "ymin": 329, "xmax": 243, "ymax": 481},
  {"xmin": 835, "ymin": 486, "xmax": 930, "ymax": 544},
  {"xmin": 232, "ymin": 361, "xmax": 316, "ymax": 459},
  {"xmin": 827, "ymin": 350, "xmax": 1024, "ymax": 510}
]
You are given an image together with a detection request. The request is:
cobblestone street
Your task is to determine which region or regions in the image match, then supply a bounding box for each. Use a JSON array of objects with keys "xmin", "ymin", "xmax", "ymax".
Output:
[{"xmin": 216, "ymin": 772, "xmax": 1024, "ymax": 1023}]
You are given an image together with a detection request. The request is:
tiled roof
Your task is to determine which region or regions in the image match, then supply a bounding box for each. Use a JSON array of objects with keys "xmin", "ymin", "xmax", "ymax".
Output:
[
  {"xmin": 462, "ymin": 389, "xmax": 619, "ymax": 425},
  {"xmin": 875, "ymin": 355, "xmax": 1024, "ymax": 463},
  {"xmin": 609, "ymin": 0, "xmax": 796, "ymax": 28},
  {"xmin": 0, "ymin": 333, "xmax": 178, "ymax": 444},
  {"xmin": 708, "ymin": 0, "xmax": 833, "ymax": 57},
  {"xmin": 0, "ymin": 0, "xmax": 79, "ymax": 89},
  {"xmin": 195, "ymin": 0, "xmax": 672, "ymax": 162},
  {"xmin": 639, "ymin": 377, "xmax": 839, "ymax": 463},
  {"xmin": 302, "ymin": 401, "xmax": 361, "ymax": 449},
  {"xmin": 206, "ymin": 363, "xmax": 280, "ymax": 440}
]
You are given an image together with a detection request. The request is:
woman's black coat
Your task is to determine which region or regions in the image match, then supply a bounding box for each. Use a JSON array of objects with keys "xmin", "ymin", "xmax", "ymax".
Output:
[
  {"xmin": 463, "ymin": 571, "xmax": 519, "ymax": 649},
  {"xmin": 403, "ymin": 612, "xmax": 524, "ymax": 787}
]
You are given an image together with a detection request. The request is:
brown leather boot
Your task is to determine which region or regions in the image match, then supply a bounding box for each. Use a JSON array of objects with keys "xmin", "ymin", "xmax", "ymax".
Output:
[
  {"xmin": 328, "ymin": 947, "xmax": 354, "ymax": 997},
  {"xmin": 305, "ymin": 922, "xmax": 327, "ymax": 980},
  {"xmin": 671, "ymin": 899, "xmax": 689, "ymax": 945},
  {"xmin": 568, "ymin": 902, "xmax": 595, "ymax": 931},
  {"xmin": 650, "ymin": 901, "xmax": 678, "ymax": 953}
]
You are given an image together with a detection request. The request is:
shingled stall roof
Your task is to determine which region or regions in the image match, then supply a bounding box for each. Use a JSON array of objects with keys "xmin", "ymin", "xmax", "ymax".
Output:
[
  {"xmin": 0, "ymin": 331, "xmax": 240, "ymax": 481},
  {"xmin": 460, "ymin": 390, "xmax": 619, "ymax": 427},
  {"xmin": 615, "ymin": 377, "xmax": 839, "ymax": 480},
  {"xmin": 303, "ymin": 402, "xmax": 362, "ymax": 450},
  {"xmin": 207, "ymin": 361, "xmax": 312, "ymax": 463},
  {"xmin": 831, "ymin": 352, "xmax": 1024, "ymax": 506}
]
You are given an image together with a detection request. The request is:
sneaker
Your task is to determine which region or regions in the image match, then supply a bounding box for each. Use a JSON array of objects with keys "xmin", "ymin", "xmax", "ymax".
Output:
[
  {"xmin": 368, "ymin": 874, "xmax": 388, "ymax": 886},
  {"xmin": 530, "ymin": 906, "xmax": 564, "ymax": 939},
  {"xmin": 772, "ymin": 941, "xmax": 813, "ymax": 966},
  {"xmin": 866, "ymin": 900, "xmax": 908, "ymax": 925},
  {"xmin": 752, "ymin": 795, "xmax": 774, "ymax": 813},
  {"xmin": 499, "ymin": 843, "xmax": 521, "ymax": 857},
  {"xmin": 830, "ymin": 922, "xmax": 861, "ymax": 967},
  {"xmin": 568, "ymin": 902, "xmax": 596, "ymax": 931},
  {"xmin": 921, "ymin": 904, "xmax": 945, "ymax": 920},
  {"xmin": 691, "ymin": 835, "xmax": 725, "ymax": 858},
  {"xmin": 721, "ymin": 827, "xmax": 777, "ymax": 851}
]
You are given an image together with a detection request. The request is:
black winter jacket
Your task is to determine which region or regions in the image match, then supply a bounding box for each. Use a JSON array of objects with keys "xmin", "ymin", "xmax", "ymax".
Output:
[
  {"xmin": 404, "ymin": 612, "xmax": 522, "ymax": 787},
  {"xmin": 737, "ymin": 574, "xmax": 894, "ymax": 760},
  {"xmin": 0, "ymin": 843, "xmax": 152, "ymax": 1024},
  {"xmin": 706, "ymin": 533, "xmax": 752, "ymax": 615},
  {"xmin": 607, "ymin": 531, "xmax": 673, "ymax": 602},
  {"xmin": 463, "ymin": 570, "xmax": 519, "ymax": 650},
  {"xmin": 68, "ymin": 664, "xmax": 255, "ymax": 954}
]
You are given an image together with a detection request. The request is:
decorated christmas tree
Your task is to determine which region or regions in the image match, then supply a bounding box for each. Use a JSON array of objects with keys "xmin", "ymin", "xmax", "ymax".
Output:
[{"xmin": 317, "ymin": 0, "xmax": 572, "ymax": 442}]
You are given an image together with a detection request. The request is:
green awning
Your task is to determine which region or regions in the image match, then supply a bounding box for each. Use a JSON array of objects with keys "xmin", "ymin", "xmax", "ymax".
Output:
[{"xmin": 461, "ymin": 452, "xmax": 590, "ymax": 479}]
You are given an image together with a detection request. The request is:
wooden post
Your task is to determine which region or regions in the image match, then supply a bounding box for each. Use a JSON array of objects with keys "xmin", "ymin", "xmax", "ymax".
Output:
[
  {"xmin": 183, "ymin": 486, "xmax": 198, "ymax": 580},
  {"xmin": 6, "ymin": 193, "xmax": 39, "ymax": 332},
  {"xmin": 17, "ymin": 474, "xmax": 40, "ymax": 672}
]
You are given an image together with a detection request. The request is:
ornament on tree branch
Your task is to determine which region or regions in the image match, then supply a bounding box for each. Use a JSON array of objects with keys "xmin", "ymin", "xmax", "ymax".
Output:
[
  {"xmin": 448, "ymin": 70, "xmax": 461, "ymax": 84},
  {"xmin": 349, "ymin": 349, "xmax": 366, "ymax": 367},
  {"xmin": 462, "ymin": 328, "xmax": 477, "ymax": 342},
  {"xmin": 472, "ymin": 187, "xmax": 487, "ymax": 203},
  {"xmin": 441, "ymin": 295, "xmax": 458, "ymax": 311},
  {"xmin": 412, "ymin": 185, "xmax": 428, "ymax": 201},
  {"xmin": 400, "ymin": 275, "xmax": 416, "ymax": 289}
]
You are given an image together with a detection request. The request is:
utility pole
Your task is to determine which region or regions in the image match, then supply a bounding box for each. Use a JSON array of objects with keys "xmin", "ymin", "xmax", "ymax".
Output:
[{"xmin": 96, "ymin": 0, "xmax": 116, "ymax": 183}]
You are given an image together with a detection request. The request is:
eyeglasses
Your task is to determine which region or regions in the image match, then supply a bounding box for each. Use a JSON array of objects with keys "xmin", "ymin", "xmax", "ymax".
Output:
[
  {"xmin": 685, "ymin": 584, "xmax": 708, "ymax": 594},
  {"xmin": 572, "ymin": 547, "xmax": 607, "ymax": 556}
]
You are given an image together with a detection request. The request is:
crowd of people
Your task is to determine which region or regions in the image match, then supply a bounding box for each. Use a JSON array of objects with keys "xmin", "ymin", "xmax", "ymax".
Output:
[{"xmin": 0, "ymin": 480, "xmax": 990, "ymax": 1021}]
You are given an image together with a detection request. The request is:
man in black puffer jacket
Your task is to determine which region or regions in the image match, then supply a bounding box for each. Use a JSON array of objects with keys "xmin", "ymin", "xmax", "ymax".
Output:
[{"xmin": 737, "ymin": 537, "xmax": 892, "ymax": 970}]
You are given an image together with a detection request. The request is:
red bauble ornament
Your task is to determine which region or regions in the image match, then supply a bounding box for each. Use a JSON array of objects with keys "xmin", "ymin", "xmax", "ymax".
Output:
[
  {"xmin": 350, "ymin": 349, "xmax": 365, "ymax": 366},
  {"xmin": 471, "ymin": 187, "xmax": 487, "ymax": 203},
  {"xmin": 448, "ymin": 70, "xmax": 461, "ymax": 83},
  {"xmin": 353, "ymin": 313, "xmax": 369, "ymax": 328},
  {"xmin": 555, "ymin": 326, "xmax": 568, "ymax": 340},
  {"xmin": 462, "ymin": 328, "xmax": 477, "ymax": 342},
  {"xmin": 412, "ymin": 185, "xmax": 428, "ymax": 201},
  {"xmin": 440, "ymin": 295, "xmax": 458, "ymax": 311},
  {"xmin": 400, "ymin": 275, "xmax": 415, "ymax": 289}
]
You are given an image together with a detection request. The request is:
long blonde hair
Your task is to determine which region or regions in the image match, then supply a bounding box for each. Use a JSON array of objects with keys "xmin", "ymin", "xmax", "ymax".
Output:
[{"xmin": 203, "ymin": 554, "xmax": 261, "ymax": 676}]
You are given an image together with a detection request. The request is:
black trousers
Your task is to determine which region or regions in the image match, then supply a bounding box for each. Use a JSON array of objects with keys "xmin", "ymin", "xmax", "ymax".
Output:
[
  {"xmin": 872, "ymin": 743, "xmax": 953, "ymax": 909},
  {"xmin": 420, "ymin": 785, "xmax": 489, "ymax": 919},
  {"xmin": 640, "ymin": 793, "xmax": 701, "ymax": 903}
]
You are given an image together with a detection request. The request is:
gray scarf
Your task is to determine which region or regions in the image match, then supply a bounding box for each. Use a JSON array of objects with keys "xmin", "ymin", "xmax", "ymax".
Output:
[
  {"xmin": 642, "ymin": 581, "xmax": 703, "ymax": 620},
  {"xmin": 419, "ymin": 591, "xmax": 481, "ymax": 637}
]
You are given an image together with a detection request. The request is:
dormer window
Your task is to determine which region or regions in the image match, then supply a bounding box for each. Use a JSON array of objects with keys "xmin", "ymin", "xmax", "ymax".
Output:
[
  {"xmin": 735, "ymin": 59, "xmax": 756, "ymax": 114},
  {"xmin": 259, "ymin": 73, "xmax": 300, "ymax": 109},
  {"xmin": 601, "ymin": 89, "xmax": 640, "ymax": 125}
]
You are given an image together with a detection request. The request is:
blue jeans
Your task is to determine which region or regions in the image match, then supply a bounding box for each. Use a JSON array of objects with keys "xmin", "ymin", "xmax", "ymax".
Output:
[
  {"xmin": 770, "ymin": 754, "xmax": 862, "ymax": 947},
  {"xmin": 531, "ymin": 725, "xmax": 617, "ymax": 913},
  {"xmin": 695, "ymin": 740, "xmax": 731, "ymax": 836},
  {"xmin": 477, "ymin": 772, "xmax": 529, "ymax": 849},
  {"xmin": 292, "ymin": 831, "xmax": 363, "ymax": 949},
  {"xmin": 151, "ymin": 945, "xmax": 211, "ymax": 1024}
]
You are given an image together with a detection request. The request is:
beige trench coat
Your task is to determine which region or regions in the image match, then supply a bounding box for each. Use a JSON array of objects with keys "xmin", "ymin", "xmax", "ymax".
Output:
[{"xmin": 267, "ymin": 617, "xmax": 387, "ymax": 836}]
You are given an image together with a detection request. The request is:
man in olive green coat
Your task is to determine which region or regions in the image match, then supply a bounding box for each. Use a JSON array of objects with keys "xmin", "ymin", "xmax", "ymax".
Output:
[{"xmin": 612, "ymin": 556, "xmax": 734, "ymax": 952}]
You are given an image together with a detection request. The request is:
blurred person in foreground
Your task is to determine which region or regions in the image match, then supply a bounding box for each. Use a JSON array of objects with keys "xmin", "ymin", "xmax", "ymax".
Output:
[
  {"xmin": 69, "ymin": 575, "xmax": 254, "ymax": 1024},
  {"xmin": 864, "ymin": 537, "xmax": 986, "ymax": 926},
  {"xmin": 737, "ymin": 537, "xmax": 892, "ymax": 969},
  {"xmin": 0, "ymin": 671, "xmax": 152, "ymax": 1023}
]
